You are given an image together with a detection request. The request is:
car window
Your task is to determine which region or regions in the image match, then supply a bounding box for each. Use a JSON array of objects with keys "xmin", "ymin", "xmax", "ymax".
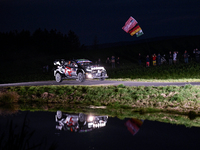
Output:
[
  {"xmin": 67, "ymin": 61, "xmax": 77, "ymax": 67},
  {"xmin": 78, "ymin": 62, "xmax": 93, "ymax": 66}
]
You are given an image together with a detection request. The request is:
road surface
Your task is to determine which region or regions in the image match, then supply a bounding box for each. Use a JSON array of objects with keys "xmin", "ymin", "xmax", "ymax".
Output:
[{"xmin": 0, "ymin": 80, "xmax": 200, "ymax": 87}]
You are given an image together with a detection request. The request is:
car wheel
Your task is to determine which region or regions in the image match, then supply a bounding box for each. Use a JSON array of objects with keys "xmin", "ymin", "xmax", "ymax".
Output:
[
  {"xmin": 77, "ymin": 72, "xmax": 85, "ymax": 82},
  {"xmin": 99, "ymin": 72, "xmax": 105, "ymax": 81},
  {"xmin": 55, "ymin": 73, "xmax": 62, "ymax": 82},
  {"xmin": 99, "ymin": 78, "xmax": 105, "ymax": 81}
]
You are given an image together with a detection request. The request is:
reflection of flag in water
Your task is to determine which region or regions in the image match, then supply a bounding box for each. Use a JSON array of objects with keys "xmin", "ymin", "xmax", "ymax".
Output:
[
  {"xmin": 122, "ymin": 16, "xmax": 144, "ymax": 37},
  {"xmin": 125, "ymin": 118, "xmax": 144, "ymax": 135}
]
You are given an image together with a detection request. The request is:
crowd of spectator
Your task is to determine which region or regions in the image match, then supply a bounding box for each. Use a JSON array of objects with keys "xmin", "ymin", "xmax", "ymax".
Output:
[
  {"xmin": 138, "ymin": 48, "xmax": 199, "ymax": 67},
  {"xmin": 96, "ymin": 56, "xmax": 120, "ymax": 68},
  {"xmin": 96, "ymin": 48, "xmax": 199, "ymax": 69},
  {"xmin": 140, "ymin": 51, "xmax": 179, "ymax": 67},
  {"xmin": 42, "ymin": 48, "xmax": 200, "ymax": 73}
]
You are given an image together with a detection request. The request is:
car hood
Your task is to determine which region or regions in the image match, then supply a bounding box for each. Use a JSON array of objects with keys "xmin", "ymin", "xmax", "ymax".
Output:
[
  {"xmin": 80, "ymin": 65, "xmax": 105, "ymax": 70},
  {"xmin": 91, "ymin": 66, "xmax": 105, "ymax": 70}
]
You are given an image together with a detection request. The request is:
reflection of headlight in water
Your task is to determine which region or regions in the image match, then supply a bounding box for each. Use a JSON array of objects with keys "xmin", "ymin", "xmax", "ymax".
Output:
[
  {"xmin": 88, "ymin": 116, "xmax": 94, "ymax": 122},
  {"xmin": 86, "ymin": 73, "xmax": 93, "ymax": 78}
]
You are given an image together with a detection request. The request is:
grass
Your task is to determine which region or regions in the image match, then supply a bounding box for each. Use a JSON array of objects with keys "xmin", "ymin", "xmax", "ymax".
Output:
[
  {"xmin": 1, "ymin": 84, "xmax": 200, "ymax": 114},
  {"xmin": 106, "ymin": 62, "xmax": 200, "ymax": 82},
  {"xmin": 107, "ymin": 78, "xmax": 200, "ymax": 82}
]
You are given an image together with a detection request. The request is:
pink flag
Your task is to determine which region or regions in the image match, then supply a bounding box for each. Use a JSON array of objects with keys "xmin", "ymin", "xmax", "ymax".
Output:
[{"xmin": 122, "ymin": 16, "xmax": 138, "ymax": 33}]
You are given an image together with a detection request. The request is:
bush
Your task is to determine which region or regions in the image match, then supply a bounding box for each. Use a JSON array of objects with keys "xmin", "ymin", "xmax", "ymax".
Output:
[{"xmin": 0, "ymin": 92, "xmax": 19, "ymax": 104}]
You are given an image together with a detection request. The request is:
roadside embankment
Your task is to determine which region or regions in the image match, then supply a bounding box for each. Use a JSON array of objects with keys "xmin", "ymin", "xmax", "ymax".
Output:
[{"xmin": 1, "ymin": 84, "xmax": 200, "ymax": 113}]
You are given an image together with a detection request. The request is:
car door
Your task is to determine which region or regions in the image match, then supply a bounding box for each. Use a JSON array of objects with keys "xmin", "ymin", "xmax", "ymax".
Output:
[
  {"xmin": 70, "ymin": 61, "xmax": 78, "ymax": 77},
  {"xmin": 64, "ymin": 61, "xmax": 73, "ymax": 77},
  {"xmin": 64, "ymin": 61, "xmax": 77, "ymax": 77}
]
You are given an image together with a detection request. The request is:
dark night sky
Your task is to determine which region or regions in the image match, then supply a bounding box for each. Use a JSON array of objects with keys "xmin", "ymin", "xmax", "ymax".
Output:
[{"xmin": 0, "ymin": 0, "xmax": 200, "ymax": 45}]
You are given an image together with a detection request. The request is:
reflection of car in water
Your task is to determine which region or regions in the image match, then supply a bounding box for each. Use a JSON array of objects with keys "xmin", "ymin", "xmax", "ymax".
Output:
[
  {"xmin": 55, "ymin": 111, "xmax": 108, "ymax": 133},
  {"xmin": 53, "ymin": 59, "xmax": 108, "ymax": 82},
  {"xmin": 125, "ymin": 118, "xmax": 144, "ymax": 135}
]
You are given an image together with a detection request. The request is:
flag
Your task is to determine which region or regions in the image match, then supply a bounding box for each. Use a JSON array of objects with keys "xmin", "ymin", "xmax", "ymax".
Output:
[
  {"xmin": 122, "ymin": 16, "xmax": 138, "ymax": 33},
  {"xmin": 122, "ymin": 16, "xmax": 144, "ymax": 37}
]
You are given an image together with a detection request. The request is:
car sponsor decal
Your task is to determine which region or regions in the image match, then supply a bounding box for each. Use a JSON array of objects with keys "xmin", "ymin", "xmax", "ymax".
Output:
[
  {"xmin": 66, "ymin": 117, "xmax": 74, "ymax": 126},
  {"xmin": 65, "ymin": 67, "xmax": 72, "ymax": 76}
]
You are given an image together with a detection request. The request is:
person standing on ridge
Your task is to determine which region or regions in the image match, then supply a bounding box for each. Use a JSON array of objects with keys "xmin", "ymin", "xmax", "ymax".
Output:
[
  {"xmin": 157, "ymin": 53, "xmax": 161, "ymax": 65},
  {"xmin": 152, "ymin": 54, "xmax": 157, "ymax": 66},
  {"xmin": 146, "ymin": 55, "xmax": 150, "ymax": 67},
  {"xmin": 168, "ymin": 51, "xmax": 173, "ymax": 65},
  {"xmin": 183, "ymin": 50, "xmax": 189, "ymax": 63},
  {"xmin": 138, "ymin": 53, "xmax": 142, "ymax": 65},
  {"xmin": 173, "ymin": 51, "xmax": 177, "ymax": 65},
  {"xmin": 111, "ymin": 56, "xmax": 115, "ymax": 68},
  {"xmin": 116, "ymin": 57, "xmax": 120, "ymax": 68}
]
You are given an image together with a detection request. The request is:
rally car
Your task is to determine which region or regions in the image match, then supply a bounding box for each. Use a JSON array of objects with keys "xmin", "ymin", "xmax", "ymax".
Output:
[
  {"xmin": 53, "ymin": 59, "xmax": 108, "ymax": 82},
  {"xmin": 55, "ymin": 111, "xmax": 108, "ymax": 132}
]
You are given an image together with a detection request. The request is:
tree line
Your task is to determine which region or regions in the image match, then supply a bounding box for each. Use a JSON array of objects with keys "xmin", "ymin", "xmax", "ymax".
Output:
[{"xmin": 0, "ymin": 28, "xmax": 84, "ymax": 57}]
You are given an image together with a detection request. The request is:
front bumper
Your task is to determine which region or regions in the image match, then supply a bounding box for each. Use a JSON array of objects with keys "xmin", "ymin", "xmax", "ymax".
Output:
[{"xmin": 86, "ymin": 72, "xmax": 108, "ymax": 79}]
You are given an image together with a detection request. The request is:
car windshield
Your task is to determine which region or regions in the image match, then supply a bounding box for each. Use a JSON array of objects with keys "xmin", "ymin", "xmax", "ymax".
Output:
[{"xmin": 77, "ymin": 61, "xmax": 93, "ymax": 66}]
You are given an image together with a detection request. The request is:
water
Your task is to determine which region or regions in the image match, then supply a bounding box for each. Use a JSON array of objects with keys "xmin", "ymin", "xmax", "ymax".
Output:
[{"xmin": 0, "ymin": 110, "xmax": 200, "ymax": 150}]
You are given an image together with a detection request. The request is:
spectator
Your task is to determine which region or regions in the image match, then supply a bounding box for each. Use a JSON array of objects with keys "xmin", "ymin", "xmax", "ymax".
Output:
[
  {"xmin": 168, "ymin": 51, "xmax": 173, "ymax": 65},
  {"xmin": 111, "ymin": 56, "xmax": 115, "ymax": 68},
  {"xmin": 152, "ymin": 54, "xmax": 157, "ymax": 66},
  {"xmin": 157, "ymin": 53, "xmax": 161, "ymax": 65},
  {"xmin": 183, "ymin": 50, "xmax": 189, "ymax": 63},
  {"xmin": 176, "ymin": 51, "xmax": 179, "ymax": 64},
  {"xmin": 161, "ymin": 54, "xmax": 167, "ymax": 64},
  {"xmin": 106, "ymin": 57, "xmax": 110, "ymax": 64},
  {"xmin": 105, "ymin": 57, "xmax": 110, "ymax": 68},
  {"xmin": 173, "ymin": 51, "xmax": 177, "ymax": 64},
  {"xmin": 46, "ymin": 65, "xmax": 49, "ymax": 72},
  {"xmin": 195, "ymin": 48, "xmax": 199, "ymax": 63},
  {"xmin": 97, "ymin": 58, "xmax": 101, "ymax": 66},
  {"xmin": 193, "ymin": 49, "xmax": 196, "ymax": 61},
  {"xmin": 43, "ymin": 66, "xmax": 46, "ymax": 72},
  {"xmin": 138, "ymin": 53, "xmax": 142, "ymax": 65},
  {"xmin": 146, "ymin": 55, "xmax": 150, "ymax": 67},
  {"xmin": 116, "ymin": 57, "xmax": 120, "ymax": 67}
]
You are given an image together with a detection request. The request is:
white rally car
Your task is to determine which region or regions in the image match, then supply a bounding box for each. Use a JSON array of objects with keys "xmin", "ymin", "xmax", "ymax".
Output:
[
  {"xmin": 55, "ymin": 111, "xmax": 108, "ymax": 133},
  {"xmin": 53, "ymin": 59, "xmax": 108, "ymax": 82}
]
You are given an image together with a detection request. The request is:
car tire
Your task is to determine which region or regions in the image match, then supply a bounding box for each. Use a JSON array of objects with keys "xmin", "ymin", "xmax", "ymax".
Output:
[
  {"xmin": 99, "ymin": 78, "xmax": 105, "ymax": 81},
  {"xmin": 55, "ymin": 73, "xmax": 62, "ymax": 82},
  {"xmin": 77, "ymin": 72, "xmax": 85, "ymax": 82},
  {"xmin": 99, "ymin": 72, "xmax": 106, "ymax": 81}
]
